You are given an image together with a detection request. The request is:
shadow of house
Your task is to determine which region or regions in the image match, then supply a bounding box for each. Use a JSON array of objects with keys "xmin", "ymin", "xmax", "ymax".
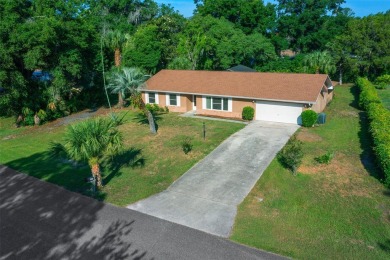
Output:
[{"xmin": 0, "ymin": 166, "xmax": 148, "ymax": 260}]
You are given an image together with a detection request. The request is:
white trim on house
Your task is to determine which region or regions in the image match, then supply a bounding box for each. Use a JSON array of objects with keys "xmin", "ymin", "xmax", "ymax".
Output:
[
  {"xmin": 202, "ymin": 95, "xmax": 232, "ymax": 112},
  {"xmin": 166, "ymin": 93, "xmax": 181, "ymax": 106},
  {"xmin": 143, "ymin": 90, "xmax": 316, "ymax": 105},
  {"xmin": 145, "ymin": 92, "xmax": 159, "ymax": 104}
]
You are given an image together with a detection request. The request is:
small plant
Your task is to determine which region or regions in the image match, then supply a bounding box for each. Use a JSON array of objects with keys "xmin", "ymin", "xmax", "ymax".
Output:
[
  {"xmin": 181, "ymin": 137, "xmax": 193, "ymax": 154},
  {"xmin": 242, "ymin": 106, "xmax": 255, "ymax": 121},
  {"xmin": 375, "ymin": 82, "xmax": 388, "ymax": 90},
  {"xmin": 37, "ymin": 109, "xmax": 47, "ymax": 122},
  {"xmin": 153, "ymin": 103, "xmax": 160, "ymax": 112},
  {"xmin": 21, "ymin": 107, "xmax": 35, "ymax": 126},
  {"xmin": 375, "ymin": 75, "xmax": 390, "ymax": 89},
  {"xmin": 301, "ymin": 110, "xmax": 318, "ymax": 127},
  {"xmin": 145, "ymin": 103, "xmax": 161, "ymax": 113},
  {"xmin": 277, "ymin": 134, "xmax": 303, "ymax": 174},
  {"xmin": 315, "ymin": 151, "xmax": 334, "ymax": 164},
  {"xmin": 375, "ymin": 74, "xmax": 390, "ymax": 85},
  {"xmin": 164, "ymin": 106, "xmax": 169, "ymax": 113}
]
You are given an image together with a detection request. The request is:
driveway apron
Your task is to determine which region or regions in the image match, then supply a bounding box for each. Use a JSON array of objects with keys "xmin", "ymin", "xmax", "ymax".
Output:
[{"xmin": 128, "ymin": 121, "xmax": 299, "ymax": 237}]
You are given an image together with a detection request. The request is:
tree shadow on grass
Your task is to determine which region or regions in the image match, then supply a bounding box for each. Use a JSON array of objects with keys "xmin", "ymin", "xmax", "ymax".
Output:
[
  {"xmin": 5, "ymin": 151, "xmax": 92, "ymax": 195},
  {"xmin": 133, "ymin": 112, "xmax": 163, "ymax": 132},
  {"xmin": 0, "ymin": 166, "xmax": 148, "ymax": 260},
  {"xmin": 350, "ymin": 85, "xmax": 383, "ymax": 181},
  {"xmin": 103, "ymin": 148, "xmax": 145, "ymax": 185},
  {"xmin": 349, "ymin": 84, "xmax": 361, "ymax": 109},
  {"xmin": 378, "ymin": 239, "xmax": 390, "ymax": 255}
]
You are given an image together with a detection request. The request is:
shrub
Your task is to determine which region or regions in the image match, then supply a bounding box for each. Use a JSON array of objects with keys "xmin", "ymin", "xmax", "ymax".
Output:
[
  {"xmin": 37, "ymin": 109, "xmax": 47, "ymax": 123},
  {"xmin": 242, "ymin": 106, "xmax": 254, "ymax": 121},
  {"xmin": 181, "ymin": 137, "xmax": 193, "ymax": 154},
  {"xmin": 375, "ymin": 82, "xmax": 388, "ymax": 90},
  {"xmin": 145, "ymin": 103, "xmax": 161, "ymax": 113},
  {"xmin": 357, "ymin": 77, "xmax": 390, "ymax": 187},
  {"xmin": 21, "ymin": 107, "xmax": 35, "ymax": 126},
  {"xmin": 375, "ymin": 74, "xmax": 390, "ymax": 85},
  {"xmin": 301, "ymin": 110, "xmax": 318, "ymax": 127},
  {"xmin": 277, "ymin": 134, "xmax": 303, "ymax": 174},
  {"xmin": 315, "ymin": 151, "xmax": 334, "ymax": 164},
  {"xmin": 357, "ymin": 78, "xmax": 381, "ymax": 110}
]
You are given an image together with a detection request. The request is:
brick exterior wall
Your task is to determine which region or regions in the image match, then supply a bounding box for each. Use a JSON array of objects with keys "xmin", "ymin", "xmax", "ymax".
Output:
[
  {"xmin": 142, "ymin": 92, "xmax": 191, "ymax": 113},
  {"xmin": 311, "ymin": 90, "xmax": 333, "ymax": 113},
  {"xmin": 196, "ymin": 97, "xmax": 254, "ymax": 119}
]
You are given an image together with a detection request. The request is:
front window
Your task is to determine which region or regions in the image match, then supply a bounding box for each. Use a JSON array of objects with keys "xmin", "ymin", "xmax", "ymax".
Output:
[
  {"xmin": 148, "ymin": 93, "xmax": 156, "ymax": 104},
  {"xmin": 205, "ymin": 97, "xmax": 229, "ymax": 111},
  {"xmin": 169, "ymin": 94, "xmax": 177, "ymax": 106}
]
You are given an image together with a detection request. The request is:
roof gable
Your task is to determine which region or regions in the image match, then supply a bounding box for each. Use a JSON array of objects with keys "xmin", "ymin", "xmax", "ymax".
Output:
[
  {"xmin": 144, "ymin": 70, "xmax": 330, "ymax": 103},
  {"xmin": 227, "ymin": 65, "xmax": 257, "ymax": 72}
]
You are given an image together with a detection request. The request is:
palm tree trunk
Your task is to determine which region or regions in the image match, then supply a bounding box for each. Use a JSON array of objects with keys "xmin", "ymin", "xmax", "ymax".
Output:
[
  {"xmin": 91, "ymin": 163, "xmax": 103, "ymax": 188},
  {"xmin": 145, "ymin": 109, "xmax": 157, "ymax": 134},
  {"xmin": 118, "ymin": 92, "xmax": 124, "ymax": 108},
  {"xmin": 114, "ymin": 48, "xmax": 121, "ymax": 67},
  {"xmin": 139, "ymin": 98, "xmax": 157, "ymax": 134}
]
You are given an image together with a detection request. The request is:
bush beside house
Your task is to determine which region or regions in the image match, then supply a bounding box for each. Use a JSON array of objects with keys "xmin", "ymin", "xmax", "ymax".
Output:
[
  {"xmin": 242, "ymin": 106, "xmax": 254, "ymax": 121},
  {"xmin": 301, "ymin": 110, "xmax": 318, "ymax": 127}
]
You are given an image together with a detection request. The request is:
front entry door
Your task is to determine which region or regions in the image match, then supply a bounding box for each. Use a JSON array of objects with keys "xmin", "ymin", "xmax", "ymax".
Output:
[{"xmin": 193, "ymin": 95, "xmax": 197, "ymax": 110}]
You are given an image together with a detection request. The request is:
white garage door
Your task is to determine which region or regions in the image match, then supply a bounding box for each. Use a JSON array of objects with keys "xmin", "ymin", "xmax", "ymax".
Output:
[{"xmin": 256, "ymin": 101, "xmax": 303, "ymax": 124}]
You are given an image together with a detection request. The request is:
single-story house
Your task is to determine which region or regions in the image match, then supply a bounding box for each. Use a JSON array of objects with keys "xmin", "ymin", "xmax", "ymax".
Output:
[{"xmin": 141, "ymin": 70, "xmax": 334, "ymax": 124}]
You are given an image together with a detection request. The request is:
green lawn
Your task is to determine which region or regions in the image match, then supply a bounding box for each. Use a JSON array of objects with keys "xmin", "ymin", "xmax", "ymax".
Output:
[
  {"xmin": 377, "ymin": 86, "xmax": 390, "ymax": 110},
  {"xmin": 0, "ymin": 110, "xmax": 244, "ymax": 206},
  {"xmin": 231, "ymin": 85, "xmax": 390, "ymax": 259}
]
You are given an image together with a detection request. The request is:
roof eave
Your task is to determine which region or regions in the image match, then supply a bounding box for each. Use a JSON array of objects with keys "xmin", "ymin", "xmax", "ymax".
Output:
[{"xmin": 141, "ymin": 89, "xmax": 317, "ymax": 104}]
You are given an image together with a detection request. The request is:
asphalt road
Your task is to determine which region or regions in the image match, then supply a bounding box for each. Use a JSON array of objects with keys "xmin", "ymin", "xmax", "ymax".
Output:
[
  {"xmin": 0, "ymin": 165, "xmax": 287, "ymax": 260},
  {"xmin": 128, "ymin": 121, "xmax": 299, "ymax": 237}
]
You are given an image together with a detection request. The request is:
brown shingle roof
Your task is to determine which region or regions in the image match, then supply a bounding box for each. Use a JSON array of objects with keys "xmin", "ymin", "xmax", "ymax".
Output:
[{"xmin": 143, "ymin": 70, "xmax": 330, "ymax": 103}]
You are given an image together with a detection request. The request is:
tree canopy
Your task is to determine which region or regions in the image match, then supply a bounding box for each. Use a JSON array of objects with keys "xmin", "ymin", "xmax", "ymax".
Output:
[{"xmin": 0, "ymin": 0, "xmax": 388, "ymax": 118}]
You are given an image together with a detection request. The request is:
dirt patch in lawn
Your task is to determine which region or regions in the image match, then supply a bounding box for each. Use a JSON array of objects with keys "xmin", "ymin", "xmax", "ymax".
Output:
[
  {"xmin": 338, "ymin": 110, "xmax": 359, "ymax": 118},
  {"xmin": 296, "ymin": 128, "xmax": 323, "ymax": 142},
  {"xmin": 298, "ymin": 153, "xmax": 378, "ymax": 198}
]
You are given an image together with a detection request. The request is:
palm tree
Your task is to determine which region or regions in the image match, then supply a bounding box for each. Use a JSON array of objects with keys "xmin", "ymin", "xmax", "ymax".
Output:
[
  {"xmin": 108, "ymin": 67, "xmax": 157, "ymax": 134},
  {"xmin": 104, "ymin": 30, "xmax": 128, "ymax": 108},
  {"xmin": 104, "ymin": 30, "xmax": 127, "ymax": 67},
  {"xmin": 50, "ymin": 117, "xmax": 123, "ymax": 189},
  {"xmin": 107, "ymin": 67, "xmax": 145, "ymax": 109},
  {"xmin": 303, "ymin": 51, "xmax": 336, "ymax": 74}
]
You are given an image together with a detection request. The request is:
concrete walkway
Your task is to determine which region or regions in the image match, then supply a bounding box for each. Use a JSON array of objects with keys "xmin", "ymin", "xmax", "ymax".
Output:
[
  {"xmin": 128, "ymin": 121, "xmax": 299, "ymax": 237},
  {"xmin": 0, "ymin": 165, "xmax": 286, "ymax": 260}
]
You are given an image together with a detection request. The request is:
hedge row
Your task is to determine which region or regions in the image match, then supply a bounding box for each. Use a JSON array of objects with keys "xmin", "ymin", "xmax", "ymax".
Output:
[{"xmin": 357, "ymin": 78, "xmax": 390, "ymax": 187}]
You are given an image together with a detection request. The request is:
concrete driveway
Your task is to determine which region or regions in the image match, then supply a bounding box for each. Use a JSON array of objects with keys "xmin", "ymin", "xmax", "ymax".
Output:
[{"xmin": 128, "ymin": 121, "xmax": 299, "ymax": 237}]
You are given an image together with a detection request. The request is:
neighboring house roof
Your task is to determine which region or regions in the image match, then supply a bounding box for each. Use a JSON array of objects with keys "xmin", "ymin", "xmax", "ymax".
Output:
[
  {"xmin": 280, "ymin": 49, "xmax": 297, "ymax": 57},
  {"xmin": 143, "ymin": 70, "xmax": 331, "ymax": 103},
  {"xmin": 227, "ymin": 65, "xmax": 257, "ymax": 72}
]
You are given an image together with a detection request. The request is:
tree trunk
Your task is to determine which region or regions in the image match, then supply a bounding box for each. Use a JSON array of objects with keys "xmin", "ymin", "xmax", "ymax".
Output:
[
  {"xmin": 145, "ymin": 109, "xmax": 157, "ymax": 134},
  {"xmin": 117, "ymin": 92, "xmax": 124, "ymax": 108},
  {"xmin": 114, "ymin": 48, "xmax": 121, "ymax": 67},
  {"xmin": 34, "ymin": 114, "xmax": 40, "ymax": 126},
  {"xmin": 91, "ymin": 163, "xmax": 103, "ymax": 188},
  {"xmin": 16, "ymin": 114, "xmax": 23, "ymax": 127},
  {"xmin": 139, "ymin": 97, "xmax": 157, "ymax": 134},
  {"xmin": 339, "ymin": 66, "xmax": 343, "ymax": 85}
]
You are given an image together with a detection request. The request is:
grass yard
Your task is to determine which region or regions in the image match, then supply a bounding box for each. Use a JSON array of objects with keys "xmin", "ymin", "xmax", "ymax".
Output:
[
  {"xmin": 231, "ymin": 85, "xmax": 390, "ymax": 259},
  {"xmin": 377, "ymin": 86, "xmax": 390, "ymax": 110},
  {"xmin": 0, "ymin": 110, "xmax": 244, "ymax": 206}
]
